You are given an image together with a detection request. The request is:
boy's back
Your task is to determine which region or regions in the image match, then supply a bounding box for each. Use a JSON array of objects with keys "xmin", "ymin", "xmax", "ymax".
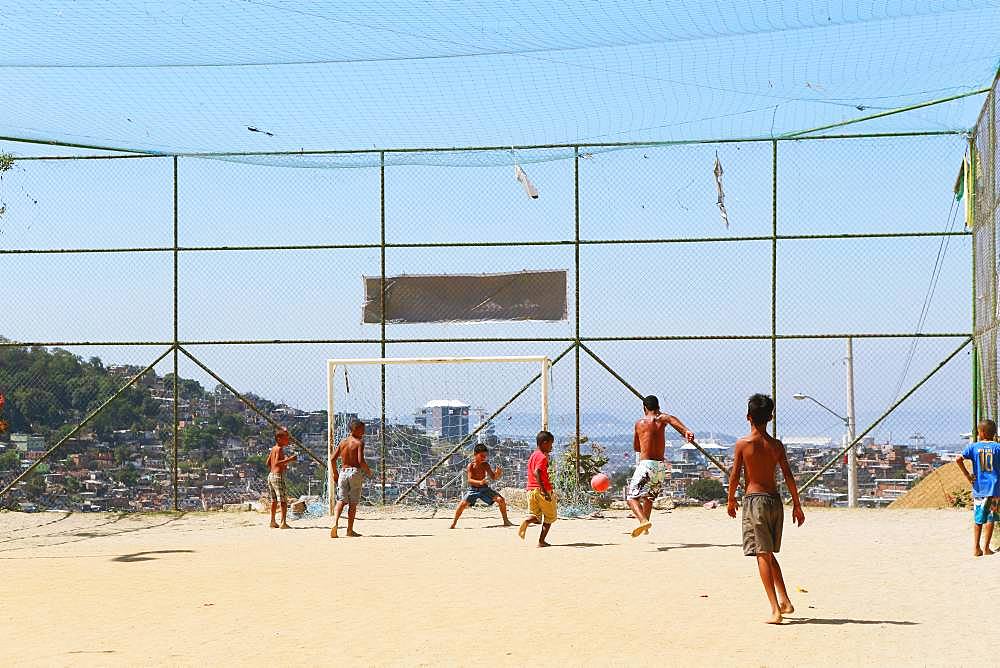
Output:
[
  {"xmin": 735, "ymin": 431, "xmax": 785, "ymax": 495},
  {"xmin": 336, "ymin": 435, "xmax": 365, "ymax": 468},
  {"xmin": 960, "ymin": 440, "xmax": 1000, "ymax": 498}
]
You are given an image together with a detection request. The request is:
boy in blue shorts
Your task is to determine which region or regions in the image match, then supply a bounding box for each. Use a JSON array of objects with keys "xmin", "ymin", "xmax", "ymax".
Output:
[
  {"xmin": 956, "ymin": 419, "xmax": 1000, "ymax": 557},
  {"xmin": 450, "ymin": 444, "xmax": 513, "ymax": 529}
]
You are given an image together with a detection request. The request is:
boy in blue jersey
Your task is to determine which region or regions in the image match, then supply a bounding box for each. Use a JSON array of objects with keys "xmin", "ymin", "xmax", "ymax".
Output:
[{"xmin": 956, "ymin": 419, "xmax": 1000, "ymax": 557}]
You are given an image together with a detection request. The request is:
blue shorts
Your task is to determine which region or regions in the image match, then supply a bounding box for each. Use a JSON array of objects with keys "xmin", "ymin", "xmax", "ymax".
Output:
[
  {"xmin": 973, "ymin": 497, "xmax": 1000, "ymax": 524},
  {"xmin": 464, "ymin": 486, "xmax": 499, "ymax": 506}
]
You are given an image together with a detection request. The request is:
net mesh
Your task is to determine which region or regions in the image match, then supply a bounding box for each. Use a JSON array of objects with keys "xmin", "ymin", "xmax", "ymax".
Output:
[
  {"xmin": 326, "ymin": 358, "xmax": 552, "ymax": 508},
  {"xmin": 0, "ymin": 117, "xmax": 983, "ymax": 514},
  {"xmin": 1, "ymin": 1, "xmax": 998, "ymax": 159},
  {"xmin": 974, "ymin": 73, "xmax": 999, "ymax": 421}
]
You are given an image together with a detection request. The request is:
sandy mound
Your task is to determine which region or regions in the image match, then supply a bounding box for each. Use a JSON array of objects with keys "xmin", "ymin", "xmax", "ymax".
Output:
[{"xmin": 889, "ymin": 462, "xmax": 968, "ymax": 509}]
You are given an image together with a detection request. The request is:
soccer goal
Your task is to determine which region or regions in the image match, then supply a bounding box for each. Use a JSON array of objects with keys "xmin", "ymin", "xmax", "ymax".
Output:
[{"xmin": 325, "ymin": 356, "xmax": 551, "ymax": 513}]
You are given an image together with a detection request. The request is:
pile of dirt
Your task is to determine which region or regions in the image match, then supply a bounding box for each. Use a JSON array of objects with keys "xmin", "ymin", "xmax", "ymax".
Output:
[{"xmin": 889, "ymin": 463, "xmax": 967, "ymax": 509}]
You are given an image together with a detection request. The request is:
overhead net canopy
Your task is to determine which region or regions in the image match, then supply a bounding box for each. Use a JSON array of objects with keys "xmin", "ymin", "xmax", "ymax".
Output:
[{"xmin": 2, "ymin": 1, "xmax": 999, "ymax": 164}]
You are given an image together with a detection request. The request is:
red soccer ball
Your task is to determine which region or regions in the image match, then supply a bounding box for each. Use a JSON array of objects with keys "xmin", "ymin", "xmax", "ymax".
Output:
[{"xmin": 590, "ymin": 472, "xmax": 611, "ymax": 493}]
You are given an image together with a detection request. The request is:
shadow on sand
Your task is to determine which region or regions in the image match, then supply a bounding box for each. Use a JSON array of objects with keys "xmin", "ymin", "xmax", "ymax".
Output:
[
  {"xmin": 656, "ymin": 543, "xmax": 740, "ymax": 552},
  {"xmin": 340, "ymin": 534, "xmax": 434, "ymax": 539},
  {"xmin": 1, "ymin": 513, "xmax": 188, "ymax": 554},
  {"xmin": 113, "ymin": 549, "xmax": 195, "ymax": 563},
  {"xmin": 783, "ymin": 618, "xmax": 917, "ymax": 626}
]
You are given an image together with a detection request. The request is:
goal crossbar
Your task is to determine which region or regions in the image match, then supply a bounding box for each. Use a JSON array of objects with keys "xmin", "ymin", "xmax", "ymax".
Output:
[
  {"xmin": 326, "ymin": 355, "xmax": 551, "ymax": 366},
  {"xmin": 325, "ymin": 355, "xmax": 551, "ymax": 511}
]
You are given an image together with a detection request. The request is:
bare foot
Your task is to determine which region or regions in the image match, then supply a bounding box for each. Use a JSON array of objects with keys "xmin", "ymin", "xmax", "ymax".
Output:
[
  {"xmin": 347, "ymin": 530, "xmax": 362, "ymax": 537},
  {"xmin": 330, "ymin": 527, "xmax": 338, "ymax": 538},
  {"xmin": 537, "ymin": 541, "xmax": 551, "ymax": 548},
  {"xmin": 269, "ymin": 522, "xmax": 279, "ymax": 529},
  {"xmin": 631, "ymin": 522, "xmax": 652, "ymax": 538},
  {"xmin": 779, "ymin": 601, "xmax": 795, "ymax": 615},
  {"xmin": 449, "ymin": 523, "xmax": 457, "ymax": 529},
  {"xmin": 518, "ymin": 519, "xmax": 530, "ymax": 540},
  {"xmin": 766, "ymin": 611, "xmax": 783, "ymax": 624},
  {"xmin": 975, "ymin": 546, "xmax": 984, "ymax": 557},
  {"xmin": 985, "ymin": 548, "xmax": 995, "ymax": 556},
  {"xmin": 280, "ymin": 523, "xmax": 291, "ymax": 529},
  {"xmin": 503, "ymin": 521, "xmax": 515, "ymax": 527}
]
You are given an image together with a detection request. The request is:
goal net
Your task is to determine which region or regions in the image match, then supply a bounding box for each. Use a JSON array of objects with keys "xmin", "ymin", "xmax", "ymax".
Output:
[{"xmin": 325, "ymin": 356, "xmax": 551, "ymax": 513}]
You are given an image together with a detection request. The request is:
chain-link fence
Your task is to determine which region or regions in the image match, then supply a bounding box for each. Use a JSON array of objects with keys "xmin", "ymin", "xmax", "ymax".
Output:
[
  {"xmin": 974, "ymin": 72, "xmax": 1000, "ymax": 423},
  {"xmin": 0, "ymin": 124, "xmax": 981, "ymax": 513}
]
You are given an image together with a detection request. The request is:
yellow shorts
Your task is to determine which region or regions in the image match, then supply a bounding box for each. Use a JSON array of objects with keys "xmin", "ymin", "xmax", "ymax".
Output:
[{"xmin": 528, "ymin": 489, "xmax": 557, "ymax": 524}]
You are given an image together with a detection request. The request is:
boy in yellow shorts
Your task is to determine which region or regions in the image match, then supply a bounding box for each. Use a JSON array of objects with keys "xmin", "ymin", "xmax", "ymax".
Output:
[{"xmin": 519, "ymin": 430, "xmax": 556, "ymax": 547}]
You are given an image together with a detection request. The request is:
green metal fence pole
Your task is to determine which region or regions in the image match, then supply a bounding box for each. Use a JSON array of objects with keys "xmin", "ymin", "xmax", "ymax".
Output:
[
  {"xmin": 173, "ymin": 156, "xmax": 180, "ymax": 511},
  {"xmin": 574, "ymin": 146, "xmax": 582, "ymax": 491},
  {"xmin": 380, "ymin": 151, "xmax": 387, "ymax": 504},
  {"xmin": 771, "ymin": 140, "xmax": 778, "ymax": 434},
  {"xmin": 0, "ymin": 229, "xmax": 972, "ymax": 257},
  {"xmin": 781, "ymin": 88, "xmax": 990, "ymax": 139},
  {"xmin": 0, "ymin": 348, "xmax": 174, "ymax": 499},
  {"xmin": 173, "ymin": 345, "xmax": 179, "ymax": 511},
  {"xmin": 3, "ymin": 125, "xmax": 975, "ymax": 161},
  {"xmin": 988, "ymin": 85, "xmax": 999, "ymax": 421},
  {"xmin": 970, "ymin": 136, "xmax": 979, "ymax": 432}
]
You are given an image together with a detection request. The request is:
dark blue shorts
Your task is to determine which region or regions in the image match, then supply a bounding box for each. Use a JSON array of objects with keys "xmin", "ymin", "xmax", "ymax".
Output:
[{"xmin": 465, "ymin": 486, "xmax": 499, "ymax": 506}]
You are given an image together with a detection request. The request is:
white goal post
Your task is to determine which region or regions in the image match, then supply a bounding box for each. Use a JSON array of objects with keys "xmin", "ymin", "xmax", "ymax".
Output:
[{"xmin": 325, "ymin": 356, "xmax": 551, "ymax": 512}]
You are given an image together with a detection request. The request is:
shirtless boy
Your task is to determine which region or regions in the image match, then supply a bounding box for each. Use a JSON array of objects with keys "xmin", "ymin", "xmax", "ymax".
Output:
[
  {"xmin": 330, "ymin": 419, "xmax": 373, "ymax": 538},
  {"xmin": 450, "ymin": 444, "xmax": 514, "ymax": 529},
  {"xmin": 628, "ymin": 395, "xmax": 694, "ymax": 537},
  {"xmin": 727, "ymin": 393, "xmax": 805, "ymax": 624},
  {"xmin": 265, "ymin": 428, "xmax": 297, "ymax": 529}
]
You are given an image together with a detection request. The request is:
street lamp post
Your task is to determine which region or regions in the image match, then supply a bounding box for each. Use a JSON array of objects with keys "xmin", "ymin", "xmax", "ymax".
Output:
[
  {"xmin": 844, "ymin": 338, "xmax": 857, "ymax": 508},
  {"xmin": 791, "ymin": 393, "xmax": 851, "ymax": 506},
  {"xmin": 793, "ymin": 339, "xmax": 858, "ymax": 508}
]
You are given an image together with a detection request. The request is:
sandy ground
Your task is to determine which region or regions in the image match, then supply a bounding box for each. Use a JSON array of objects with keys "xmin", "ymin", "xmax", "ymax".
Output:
[{"xmin": 2, "ymin": 506, "xmax": 997, "ymax": 667}]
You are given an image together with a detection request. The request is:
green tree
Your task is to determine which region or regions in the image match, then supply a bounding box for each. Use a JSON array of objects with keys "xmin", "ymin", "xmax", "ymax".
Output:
[
  {"xmin": 111, "ymin": 468, "xmax": 140, "ymax": 487},
  {"xmin": 217, "ymin": 412, "xmax": 246, "ymax": 438},
  {"xmin": 23, "ymin": 471, "xmax": 46, "ymax": 500},
  {"xmin": 687, "ymin": 478, "xmax": 726, "ymax": 501},
  {"xmin": 0, "ymin": 449, "xmax": 20, "ymax": 471},
  {"xmin": 181, "ymin": 424, "xmax": 220, "ymax": 459},
  {"xmin": 554, "ymin": 435, "xmax": 608, "ymax": 498},
  {"xmin": 114, "ymin": 444, "xmax": 131, "ymax": 466},
  {"xmin": 246, "ymin": 454, "xmax": 268, "ymax": 476},
  {"xmin": 205, "ymin": 456, "xmax": 224, "ymax": 474}
]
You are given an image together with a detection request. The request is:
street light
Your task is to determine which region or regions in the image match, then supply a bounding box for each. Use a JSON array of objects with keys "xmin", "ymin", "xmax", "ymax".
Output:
[
  {"xmin": 792, "ymin": 394, "xmax": 848, "ymax": 427},
  {"xmin": 791, "ymin": 338, "xmax": 858, "ymax": 508},
  {"xmin": 792, "ymin": 392, "xmax": 856, "ymax": 507}
]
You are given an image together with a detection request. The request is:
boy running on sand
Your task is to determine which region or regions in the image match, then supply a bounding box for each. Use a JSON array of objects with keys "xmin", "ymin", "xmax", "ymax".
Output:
[
  {"xmin": 629, "ymin": 395, "xmax": 695, "ymax": 537},
  {"xmin": 266, "ymin": 428, "xmax": 297, "ymax": 529},
  {"xmin": 330, "ymin": 419, "xmax": 373, "ymax": 538},
  {"xmin": 519, "ymin": 431, "xmax": 556, "ymax": 547},
  {"xmin": 727, "ymin": 394, "xmax": 805, "ymax": 624},
  {"xmin": 450, "ymin": 444, "xmax": 514, "ymax": 529},
  {"xmin": 955, "ymin": 419, "xmax": 1000, "ymax": 557}
]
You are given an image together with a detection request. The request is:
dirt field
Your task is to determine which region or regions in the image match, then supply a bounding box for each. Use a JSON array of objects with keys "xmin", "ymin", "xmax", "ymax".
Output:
[{"xmin": 2, "ymin": 506, "xmax": 996, "ymax": 666}]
